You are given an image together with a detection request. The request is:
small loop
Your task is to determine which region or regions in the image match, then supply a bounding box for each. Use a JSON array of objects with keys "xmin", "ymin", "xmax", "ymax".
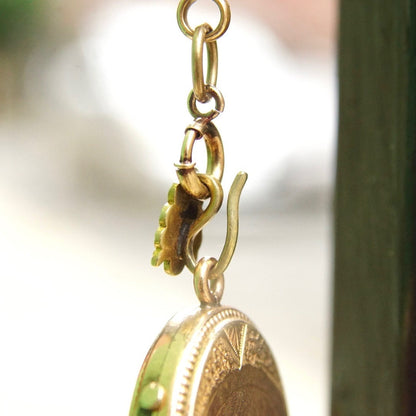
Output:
[
  {"xmin": 177, "ymin": 0, "xmax": 231, "ymax": 42},
  {"xmin": 192, "ymin": 24, "xmax": 218, "ymax": 102},
  {"xmin": 188, "ymin": 85, "xmax": 225, "ymax": 120},
  {"xmin": 194, "ymin": 257, "xmax": 224, "ymax": 305}
]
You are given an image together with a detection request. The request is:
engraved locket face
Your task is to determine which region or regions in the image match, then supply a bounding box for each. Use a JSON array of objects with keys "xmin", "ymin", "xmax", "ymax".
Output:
[{"xmin": 129, "ymin": 306, "xmax": 288, "ymax": 416}]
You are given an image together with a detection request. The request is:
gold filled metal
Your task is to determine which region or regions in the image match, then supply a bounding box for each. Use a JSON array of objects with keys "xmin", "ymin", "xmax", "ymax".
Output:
[
  {"xmin": 176, "ymin": 120, "xmax": 224, "ymax": 199},
  {"xmin": 184, "ymin": 172, "xmax": 248, "ymax": 276},
  {"xmin": 151, "ymin": 182, "xmax": 203, "ymax": 276},
  {"xmin": 192, "ymin": 24, "xmax": 218, "ymax": 102},
  {"xmin": 183, "ymin": 173, "xmax": 224, "ymax": 273},
  {"xmin": 193, "ymin": 257, "xmax": 224, "ymax": 306},
  {"xmin": 129, "ymin": 306, "xmax": 288, "ymax": 416},
  {"xmin": 177, "ymin": 0, "xmax": 231, "ymax": 41},
  {"xmin": 132, "ymin": 1, "xmax": 289, "ymax": 414},
  {"xmin": 188, "ymin": 85, "xmax": 225, "ymax": 120}
]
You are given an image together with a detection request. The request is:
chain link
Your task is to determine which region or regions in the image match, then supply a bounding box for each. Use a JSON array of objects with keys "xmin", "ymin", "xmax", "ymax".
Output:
[
  {"xmin": 192, "ymin": 23, "xmax": 218, "ymax": 102},
  {"xmin": 177, "ymin": 0, "xmax": 231, "ymax": 42},
  {"xmin": 177, "ymin": 0, "xmax": 230, "ymax": 120},
  {"xmin": 170, "ymin": 0, "xmax": 245, "ymax": 292},
  {"xmin": 188, "ymin": 85, "xmax": 225, "ymax": 120},
  {"xmin": 152, "ymin": 0, "xmax": 245, "ymax": 295}
]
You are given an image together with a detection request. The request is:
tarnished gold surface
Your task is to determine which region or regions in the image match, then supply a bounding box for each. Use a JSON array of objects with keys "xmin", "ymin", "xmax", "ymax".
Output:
[
  {"xmin": 143, "ymin": 2, "xmax": 288, "ymax": 414},
  {"xmin": 151, "ymin": 183, "xmax": 203, "ymax": 275},
  {"xmin": 129, "ymin": 306, "xmax": 288, "ymax": 416},
  {"xmin": 176, "ymin": 120, "xmax": 224, "ymax": 200}
]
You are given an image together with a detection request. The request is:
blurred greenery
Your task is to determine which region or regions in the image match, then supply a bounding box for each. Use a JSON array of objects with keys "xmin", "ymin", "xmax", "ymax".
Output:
[{"xmin": 0, "ymin": 0, "xmax": 45, "ymax": 51}]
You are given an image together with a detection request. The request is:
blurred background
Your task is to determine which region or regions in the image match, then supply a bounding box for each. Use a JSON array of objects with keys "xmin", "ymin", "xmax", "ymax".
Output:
[{"xmin": 0, "ymin": 0, "xmax": 337, "ymax": 415}]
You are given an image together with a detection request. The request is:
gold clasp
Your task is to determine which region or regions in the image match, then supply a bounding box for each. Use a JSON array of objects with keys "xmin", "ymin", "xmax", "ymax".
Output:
[
  {"xmin": 185, "ymin": 172, "xmax": 247, "ymax": 275},
  {"xmin": 187, "ymin": 172, "xmax": 247, "ymax": 305},
  {"xmin": 176, "ymin": 120, "xmax": 224, "ymax": 199}
]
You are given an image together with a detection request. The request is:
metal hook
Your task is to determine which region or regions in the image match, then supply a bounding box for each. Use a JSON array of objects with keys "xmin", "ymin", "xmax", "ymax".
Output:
[
  {"xmin": 185, "ymin": 171, "xmax": 248, "ymax": 279},
  {"xmin": 213, "ymin": 171, "xmax": 247, "ymax": 278}
]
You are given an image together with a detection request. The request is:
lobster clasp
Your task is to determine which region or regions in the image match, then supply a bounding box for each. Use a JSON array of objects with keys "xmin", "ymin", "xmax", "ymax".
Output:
[{"xmin": 175, "ymin": 120, "xmax": 224, "ymax": 199}]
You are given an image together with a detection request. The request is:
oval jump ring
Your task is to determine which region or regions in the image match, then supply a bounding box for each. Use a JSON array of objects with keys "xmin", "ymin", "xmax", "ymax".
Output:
[
  {"xmin": 177, "ymin": 0, "xmax": 231, "ymax": 42},
  {"xmin": 188, "ymin": 85, "xmax": 225, "ymax": 120},
  {"xmin": 192, "ymin": 24, "xmax": 218, "ymax": 102}
]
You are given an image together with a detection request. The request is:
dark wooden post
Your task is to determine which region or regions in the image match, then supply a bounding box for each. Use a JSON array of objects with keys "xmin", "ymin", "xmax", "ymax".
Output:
[{"xmin": 331, "ymin": 1, "xmax": 416, "ymax": 415}]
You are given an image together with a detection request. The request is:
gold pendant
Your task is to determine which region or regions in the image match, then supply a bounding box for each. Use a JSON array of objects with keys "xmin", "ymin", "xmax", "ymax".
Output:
[
  {"xmin": 129, "ymin": 128, "xmax": 288, "ymax": 414},
  {"xmin": 129, "ymin": 1, "xmax": 288, "ymax": 414},
  {"xmin": 129, "ymin": 306, "xmax": 287, "ymax": 416}
]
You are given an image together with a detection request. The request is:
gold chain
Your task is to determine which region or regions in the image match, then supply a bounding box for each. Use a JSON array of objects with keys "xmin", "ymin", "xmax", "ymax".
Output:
[
  {"xmin": 177, "ymin": 0, "xmax": 230, "ymax": 120},
  {"xmin": 152, "ymin": 0, "xmax": 246, "ymax": 307}
]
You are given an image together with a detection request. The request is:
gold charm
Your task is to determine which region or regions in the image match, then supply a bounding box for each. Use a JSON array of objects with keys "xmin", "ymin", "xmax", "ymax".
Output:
[
  {"xmin": 151, "ymin": 182, "xmax": 203, "ymax": 276},
  {"xmin": 131, "ymin": 1, "xmax": 288, "ymax": 414},
  {"xmin": 133, "ymin": 170, "xmax": 288, "ymax": 415},
  {"xmin": 152, "ymin": 119, "xmax": 225, "ymax": 275},
  {"xmin": 130, "ymin": 306, "xmax": 287, "ymax": 416}
]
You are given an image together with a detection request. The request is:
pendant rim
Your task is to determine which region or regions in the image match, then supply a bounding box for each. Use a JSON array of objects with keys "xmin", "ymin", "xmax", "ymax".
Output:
[{"xmin": 129, "ymin": 305, "xmax": 287, "ymax": 416}]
